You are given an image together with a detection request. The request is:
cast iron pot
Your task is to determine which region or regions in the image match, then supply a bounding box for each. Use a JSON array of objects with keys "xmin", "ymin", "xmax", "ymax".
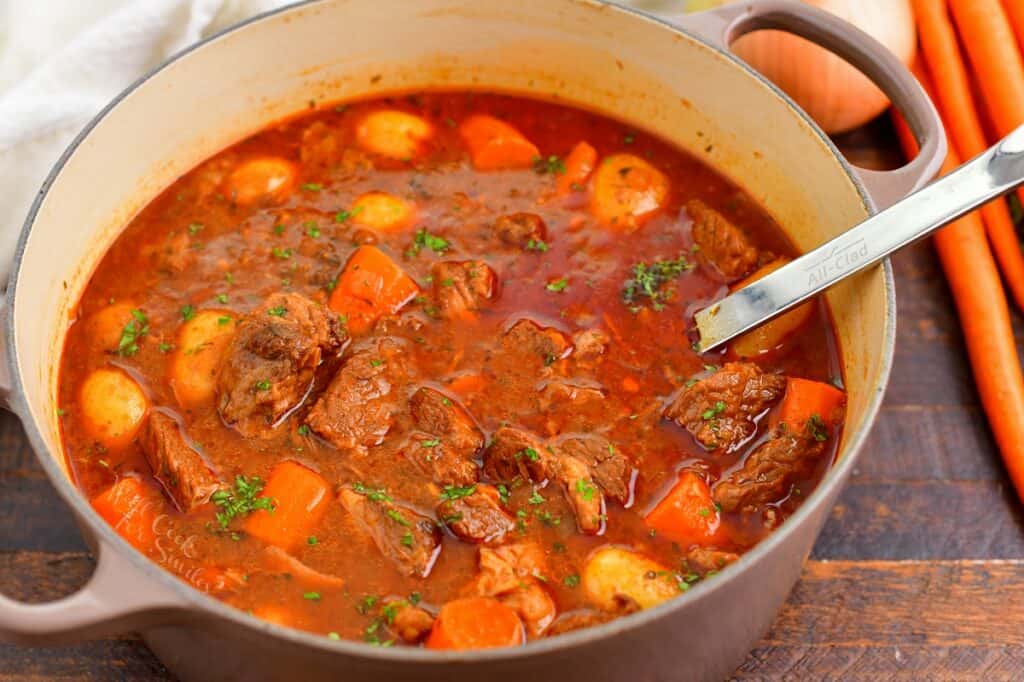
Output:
[{"xmin": 0, "ymin": 1, "xmax": 945, "ymax": 680}]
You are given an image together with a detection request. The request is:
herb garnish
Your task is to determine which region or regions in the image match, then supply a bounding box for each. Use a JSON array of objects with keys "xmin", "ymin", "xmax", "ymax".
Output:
[
  {"xmin": 407, "ymin": 228, "xmax": 449, "ymax": 257},
  {"xmin": 180, "ymin": 305, "xmax": 195, "ymax": 322},
  {"xmin": 621, "ymin": 254, "xmax": 694, "ymax": 311},
  {"xmin": 532, "ymin": 155, "xmax": 566, "ymax": 175},
  {"xmin": 546, "ymin": 277, "xmax": 569, "ymax": 293},
  {"xmin": 439, "ymin": 485, "xmax": 476, "ymax": 501},
  {"xmin": 702, "ymin": 400, "xmax": 726, "ymax": 421},
  {"xmin": 116, "ymin": 309, "xmax": 149, "ymax": 357},
  {"xmin": 808, "ymin": 414, "xmax": 829, "ymax": 442},
  {"xmin": 211, "ymin": 475, "xmax": 275, "ymax": 529}
]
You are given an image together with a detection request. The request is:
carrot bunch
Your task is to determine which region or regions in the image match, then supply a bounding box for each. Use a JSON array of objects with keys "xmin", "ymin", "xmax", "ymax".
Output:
[{"xmin": 894, "ymin": 0, "xmax": 1024, "ymax": 500}]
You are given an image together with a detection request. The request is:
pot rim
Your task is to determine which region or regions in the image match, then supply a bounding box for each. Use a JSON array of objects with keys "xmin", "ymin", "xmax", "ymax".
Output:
[{"xmin": 4, "ymin": 0, "xmax": 895, "ymax": 664}]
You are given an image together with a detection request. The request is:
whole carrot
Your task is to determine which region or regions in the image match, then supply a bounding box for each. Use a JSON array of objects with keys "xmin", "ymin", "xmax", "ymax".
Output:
[
  {"xmin": 913, "ymin": 0, "xmax": 1024, "ymax": 311},
  {"xmin": 893, "ymin": 63, "xmax": 1024, "ymax": 501},
  {"xmin": 1000, "ymin": 0, "xmax": 1024, "ymax": 54}
]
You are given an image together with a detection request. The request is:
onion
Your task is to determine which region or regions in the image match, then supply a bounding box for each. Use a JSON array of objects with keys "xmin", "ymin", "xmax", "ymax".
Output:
[{"xmin": 723, "ymin": 0, "xmax": 916, "ymax": 134}]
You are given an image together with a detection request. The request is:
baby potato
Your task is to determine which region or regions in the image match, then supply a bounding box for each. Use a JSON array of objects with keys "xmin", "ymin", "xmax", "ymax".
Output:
[
  {"xmin": 351, "ymin": 192, "xmax": 415, "ymax": 231},
  {"xmin": 582, "ymin": 546, "xmax": 680, "ymax": 611},
  {"xmin": 170, "ymin": 310, "xmax": 237, "ymax": 408},
  {"xmin": 79, "ymin": 368, "xmax": 149, "ymax": 450},
  {"xmin": 356, "ymin": 110, "xmax": 433, "ymax": 160},
  {"xmin": 590, "ymin": 153, "xmax": 669, "ymax": 230},
  {"xmin": 224, "ymin": 157, "xmax": 297, "ymax": 205},
  {"xmin": 86, "ymin": 301, "xmax": 141, "ymax": 353}
]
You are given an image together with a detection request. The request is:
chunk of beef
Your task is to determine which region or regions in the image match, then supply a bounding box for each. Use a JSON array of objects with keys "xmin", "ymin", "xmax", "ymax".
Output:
[
  {"xmin": 153, "ymin": 231, "xmax": 194, "ymax": 274},
  {"xmin": 471, "ymin": 543, "xmax": 555, "ymax": 636},
  {"xmin": 306, "ymin": 338, "xmax": 406, "ymax": 451},
  {"xmin": 438, "ymin": 484, "xmax": 514, "ymax": 544},
  {"xmin": 572, "ymin": 328, "xmax": 609, "ymax": 365},
  {"xmin": 482, "ymin": 426, "xmax": 550, "ymax": 483},
  {"xmin": 218, "ymin": 293, "xmax": 342, "ymax": 436},
  {"xmin": 402, "ymin": 387, "xmax": 483, "ymax": 486},
  {"xmin": 388, "ymin": 603, "xmax": 435, "ymax": 643},
  {"xmin": 687, "ymin": 199, "xmax": 759, "ymax": 281},
  {"xmin": 431, "ymin": 260, "xmax": 497, "ymax": 319},
  {"xmin": 494, "ymin": 212, "xmax": 547, "ymax": 248},
  {"xmin": 664, "ymin": 362, "xmax": 785, "ymax": 452},
  {"xmin": 139, "ymin": 411, "xmax": 219, "ymax": 512},
  {"xmin": 554, "ymin": 454, "xmax": 605, "ymax": 534},
  {"xmin": 546, "ymin": 601, "xmax": 640, "ymax": 637},
  {"xmin": 713, "ymin": 430, "xmax": 824, "ymax": 512},
  {"xmin": 555, "ymin": 435, "xmax": 634, "ymax": 504},
  {"xmin": 684, "ymin": 547, "xmax": 739, "ymax": 575},
  {"xmin": 501, "ymin": 318, "xmax": 571, "ymax": 365},
  {"xmin": 338, "ymin": 486, "xmax": 440, "ymax": 577}
]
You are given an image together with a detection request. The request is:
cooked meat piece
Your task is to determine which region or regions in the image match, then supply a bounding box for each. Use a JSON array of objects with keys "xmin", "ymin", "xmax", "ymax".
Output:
[
  {"xmin": 438, "ymin": 484, "xmax": 514, "ymax": 544},
  {"xmin": 338, "ymin": 486, "xmax": 440, "ymax": 578},
  {"xmin": 410, "ymin": 387, "xmax": 483, "ymax": 454},
  {"xmin": 546, "ymin": 600, "xmax": 640, "ymax": 637},
  {"xmin": 554, "ymin": 454, "xmax": 605, "ymax": 534},
  {"xmin": 431, "ymin": 260, "xmax": 497, "ymax": 319},
  {"xmin": 481, "ymin": 426, "xmax": 550, "ymax": 483},
  {"xmin": 351, "ymin": 228, "xmax": 378, "ymax": 245},
  {"xmin": 494, "ymin": 212, "xmax": 547, "ymax": 248},
  {"xmin": 555, "ymin": 435, "xmax": 634, "ymax": 504},
  {"xmin": 388, "ymin": 603, "xmax": 435, "ymax": 643},
  {"xmin": 470, "ymin": 543, "xmax": 554, "ymax": 635},
  {"xmin": 501, "ymin": 318, "xmax": 571, "ymax": 365},
  {"xmin": 713, "ymin": 430, "xmax": 824, "ymax": 512},
  {"xmin": 139, "ymin": 411, "xmax": 219, "ymax": 512},
  {"xmin": 687, "ymin": 199, "xmax": 759, "ymax": 281},
  {"xmin": 299, "ymin": 121, "xmax": 342, "ymax": 167},
  {"xmin": 572, "ymin": 328, "xmax": 609, "ymax": 364},
  {"xmin": 663, "ymin": 362, "xmax": 786, "ymax": 452},
  {"xmin": 402, "ymin": 430, "xmax": 480, "ymax": 487},
  {"xmin": 538, "ymin": 380, "xmax": 606, "ymax": 412},
  {"xmin": 153, "ymin": 231, "xmax": 194, "ymax": 274},
  {"xmin": 684, "ymin": 547, "xmax": 739, "ymax": 575},
  {"xmin": 261, "ymin": 546, "xmax": 345, "ymax": 589},
  {"xmin": 218, "ymin": 293, "xmax": 343, "ymax": 436},
  {"xmin": 306, "ymin": 339, "xmax": 406, "ymax": 451}
]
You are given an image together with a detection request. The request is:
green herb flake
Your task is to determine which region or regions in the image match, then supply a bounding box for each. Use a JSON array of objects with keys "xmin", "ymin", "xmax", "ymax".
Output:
[
  {"xmin": 545, "ymin": 277, "xmax": 569, "ymax": 293},
  {"xmin": 116, "ymin": 308, "xmax": 149, "ymax": 357},
  {"xmin": 217, "ymin": 316, "xmax": 232, "ymax": 326},
  {"xmin": 254, "ymin": 380, "xmax": 271, "ymax": 392},
  {"xmin": 528, "ymin": 490, "xmax": 545, "ymax": 505},
  {"xmin": 210, "ymin": 475, "xmax": 275, "ymax": 529},
  {"xmin": 525, "ymin": 239, "xmax": 549, "ymax": 253},
  {"xmin": 621, "ymin": 254, "xmax": 694, "ymax": 310},
  {"xmin": 271, "ymin": 247, "xmax": 293, "ymax": 260},
  {"xmin": 439, "ymin": 485, "xmax": 476, "ymax": 502},
  {"xmin": 267, "ymin": 306, "xmax": 287, "ymax": 317},
  {"xmin": 304, "ymin": 591, "xmax": 322, "ymax": 601},
  {"xmin": 305, "ymin": 223, "xmax": 321, "ymax": 238},
  {"xmin": 352, "ymin": 482, "xmax": 391, "ymax": 503},
  {"xmin": 307, "ymin": 535, "xmax": 318, "ymax": 545},
  {"xmin": 575, "ymin": 479, "xmax": 597, "ymax": 502},
  {"xmin": 408, "ymin": 228, "xmax": 450, "ymax": 257},
  {"xmin": 532, "ymin": 154, "xmax": 566, "ymax": 175},
  {"xmin": 180, "ymin": 305, "xmax": 195, "ymax": 322},
  {"xmin": 301, "ymin": 183, "xmax": 323, "ymax": 192},
  {"xmin": 808, "ymin": 414, "xmax": 829, "ymax": 442},
  {"xmin": 188, "ymin": 222, "xmax": 205, "ymax": 235},
  {"xmin": 702, "ymin": 400, "xmax": 727, "ymax": 421},
  {"xmin": 563, "ymin": 574, "xmax": 580, "ymax": 588}
]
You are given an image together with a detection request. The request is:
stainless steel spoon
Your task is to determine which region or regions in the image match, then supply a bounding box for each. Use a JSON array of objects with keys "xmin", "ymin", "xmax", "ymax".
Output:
[{"xmin": 694, "ymin": 124, "xmax": 1024, "ymax": 352}]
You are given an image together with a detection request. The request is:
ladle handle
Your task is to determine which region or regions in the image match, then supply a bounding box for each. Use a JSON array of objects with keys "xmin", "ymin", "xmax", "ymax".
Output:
[{"xmin": 696, "ymin": 124, "xmax": 1024, "ymax": 352}]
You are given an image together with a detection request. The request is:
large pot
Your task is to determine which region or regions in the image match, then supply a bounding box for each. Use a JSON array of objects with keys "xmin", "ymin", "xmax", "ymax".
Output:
[{"xmin": 0, "ymin": 1, "xmax": 944, "ymax": 680}]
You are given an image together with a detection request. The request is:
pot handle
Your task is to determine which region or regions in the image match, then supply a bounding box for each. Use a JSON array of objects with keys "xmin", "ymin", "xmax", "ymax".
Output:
[
  {"xmin": 662, "ymin": 0, "xmax": 946, "ymax": 210},
  {"xmin": 0, "ymin": 534, "xmax": 187, "ymax": 645}
]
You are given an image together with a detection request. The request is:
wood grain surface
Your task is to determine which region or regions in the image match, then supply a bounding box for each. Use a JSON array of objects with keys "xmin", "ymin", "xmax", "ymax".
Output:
[{"xmin": 1, "ymin": 119, "xmax": 1021, "ymax": 680}]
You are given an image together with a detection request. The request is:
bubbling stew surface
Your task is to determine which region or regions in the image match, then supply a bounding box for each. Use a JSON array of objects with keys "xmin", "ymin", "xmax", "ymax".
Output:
[{"xmin": 59, "ymin": 92, "xmax": 845, "ymax": 649}]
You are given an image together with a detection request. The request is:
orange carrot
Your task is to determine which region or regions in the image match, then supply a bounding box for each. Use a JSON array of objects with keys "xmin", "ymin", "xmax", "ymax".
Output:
[
  {"xmin": 621, "ymin": 376, "xmax": 641, "ymax": 393},
  {"xmin": 644, "ymin": 471, "xmax": 727, "ymax": 546},
  {"xmin": 91, "ymin": 477, "xmax": 162, "ymax": 551},
  {"xmin": 243, "ymin": 461, "xmax": 331, "ymax": 551},
  {"xmin": 425, "ymin": 597, "xmax": 525, "ymax": 650},
  {"xmin": 913, "ymin": 0, "xmax": 1024, "ymax": 311},
  {"xmin": 893, "ymin": 63, "xmax": 1024, "ymax": 502},
  {"xmin": 1002, "ymin": 0, "xmax": 1024, "ymax": 53},
  {"xmin": 328, "ymin": 245, "xmax": 419, "ymax": 334},
  {"xmin": 447, "ymin": 373, "xmax": 486, "ymax": 395},
  {"xmin": 949, "ymin": 1, "xmax": 1024, "ymax": 138},
  {"xmin": 556, "ymin": 141, "xmax": 598, "ymax": 196},
  {"xmin": 458, "ymin": 115, "xmax": 539, "ymax": 171},
  {"xmin": 771, "ymin": 377, "xmax": 845, "ymax": 435},
  {"xmin": 729, "ymin": 259, "xmax": 814, "ymax": 358}
]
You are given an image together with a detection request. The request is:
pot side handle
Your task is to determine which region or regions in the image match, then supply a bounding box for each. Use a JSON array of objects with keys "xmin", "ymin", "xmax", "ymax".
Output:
[
  {"xmin": 0, "ymin": 535, "xmax": 186, "ymax": 645},
  {"xmin": 662, "ymin": 0, "xmax": 946, "ymax": 210}
]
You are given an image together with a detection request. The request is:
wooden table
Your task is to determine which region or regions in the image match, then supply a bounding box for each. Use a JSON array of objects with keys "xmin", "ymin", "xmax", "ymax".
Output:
[{"xmin": 2, "ymin": 120, "xmax": 1022, "ymax": 680}]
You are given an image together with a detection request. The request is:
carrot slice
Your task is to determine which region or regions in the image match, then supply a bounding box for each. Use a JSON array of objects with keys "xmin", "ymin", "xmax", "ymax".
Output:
[
  {"xmin": 243, "ymin": 461, "xmax": 331, "ymax": 552},
  {"xmin": 556, "ymin": 141, "xmax": 598, "ymax": 196},
  {"xmin": 426, "ymin": 597, "xmax": 525, "ymax": 650},
  {"xmin": 327, "ymin": 245, "xmax": 419, "ymax": 334},
  {"xmin": 589, "ymin": 153, "xmax": 669, "ymax": 230},
  {"xmin": 1001, "ymin": 0, "xmax": 1024, "ymax": 54},
  {"xmin": 224, "ymin": 157, "xmax": 297, "ymax": 205},
  {"xmin": 91, "ymin": 477, "xmax": 161, "ymax": 551},
  {"xmin": 728, "ymin": 259, "xmax": 814, "ymax": 358},
  {"xmin": 645, "ymin": 471, "xmax": 726, "ymax": 546},
  {"xmin": 894, "ymin": 63, "xmax": 1024, "ymax": 502},
  {"xmin": 913, "ymin": 0, "xmax": 1024, "ymax": 312},
  {"xmin": 458, "ymin": 115, "xmax": 539, "ymax": 171},
  {"xmin": 771, "ymin": 377, "xmax": 845, "ymax": 436}
]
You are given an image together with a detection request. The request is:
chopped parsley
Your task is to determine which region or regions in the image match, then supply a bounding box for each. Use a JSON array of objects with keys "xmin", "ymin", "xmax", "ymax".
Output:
[
  {"xmin": 439, "ymin": 485, "xmax": 476, "ymax": 501},
  {"xmin": 563, "ymin": 574, "xmax": 580, "ymax": 588},
  {"xmin": 420, "ymin": 438, "xmax": 441, "ymax": 448},
  {"xmin": 254, "ymin": 380, "xmax": 271, "ymax": 391},
  {"xmin": 369, "ymin": 358, "xmax": 384, "ymax": 368},
  {"xmin": 297, "ymin": 425, "xmax": 311, "ymax": 436},
  {"xmin": 216, "ymin": 293, "xmax": 229, "ymax": 303},
  {"xmin": 528, "ymin": 490, "xmax": 545, "ymax": 505},
  {"xmin": 267, "ymin": 306, "xmax": 287, "ymax": 317},
  {"xmin": 116, "ymin": 309, "xmax": 149, "ymax": 357},
  {"xmin": 271, "ymin": 247, "xmax": 293, "ymax": 260},
  {"xmin": 702, "ymin": 400, "xmax": 726, "ymax": 420},
  {"xmin": 180, "ymin": 305, "xmax": 195, "ymax": 322},
  {"xmin": 301, "ymin": 183, "xmax": 323, "ymax": 191},
  {"xmin": 698, "ymin": 507, "xmax": 712, "ymax": 518},
  {"xmin": 334, "ymin": 206, "xmax": 363, "ymax": 223},
  {"xmin": 158, "ymin": 342, "xmax": 174, "ymax": 353},
  {"xmin": 188, "ymin": 222, "xmax": 204, "ymax": 235},
  {"xmin": 273, "ymin": 224, "xmax": 285, "ymax": 236},
  {"xmin": 575, "ymin": 479, "xmax": 597, "ymax": 502},
  {"xmin": 497, "ymin": 483, "xmax": 511, "ymax": 506},
  {"xmin": 621, "ymin": 254, "xmax": 694, "ymax": 311},
  {"xmin": 407, "ymin": 228, "xmax": 450, "ymax": 257},
  {"xmin": 303, "ymin": 591, "xmax": 321, "ymax": 601},
  {"xmin": 356, "ymin": 594, "xmax": 379, "ymax": 615},
  {"xmin": 545, "ymin": 277, "xmax": 569, "ymax": 293},
  {"xmin": 211, "ymin": 475, "xmax": 275, "ymax": 529},
  {"xmin": 401, "ymin": 532, "xmax": 414, "ymax": 547},
  {"xmin": 385, "ymin": 509, "xmax": 411, "ymax": 526},
  {"xmin": 525, "ymin": 238, "xmax": 549, "ymax": 253},
  {"xmin": 305, "ymin": 222, "xmax": 321, "ymax": 238},
  {"xmin": 217, "ymin": 316, "xmax": 232, "ymax": 326},
  {"xmin": 352, "ymin": 482, "xmax": 391, "ymax": 502},
  {"xmin": 532, "ymin": 154, "xmax": 566, "ymax": 175},
  {"xmin": 307, "ymin": 535, "xmax": 318, "ymax": 545},
  {"xmin": 515, "ymin": 447, "xmax": 541, "ymax": 462},
  {"xmin": 808, "ymin": 414, "xmax": 829, "ymax": 442}
]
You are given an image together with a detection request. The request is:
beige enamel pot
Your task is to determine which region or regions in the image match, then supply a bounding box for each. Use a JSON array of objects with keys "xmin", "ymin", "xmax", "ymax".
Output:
[{"xmin": 0, "ymin": 1, "xmax": 945, "ymax": 680}]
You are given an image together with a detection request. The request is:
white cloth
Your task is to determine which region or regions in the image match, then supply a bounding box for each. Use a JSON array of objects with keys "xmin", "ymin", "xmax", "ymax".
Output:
[{"xmin": 0, "ymin": 0, "xmax": 289, "ymax": 281}]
